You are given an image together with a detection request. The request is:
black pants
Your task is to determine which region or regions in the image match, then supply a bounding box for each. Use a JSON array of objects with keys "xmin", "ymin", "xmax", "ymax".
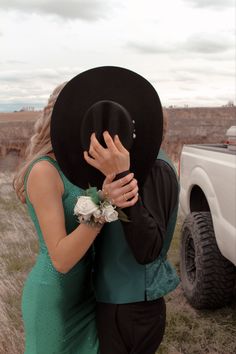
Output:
[{"xmin": 96, "ymin": 297, "xmax": 166, "ymax": 354}]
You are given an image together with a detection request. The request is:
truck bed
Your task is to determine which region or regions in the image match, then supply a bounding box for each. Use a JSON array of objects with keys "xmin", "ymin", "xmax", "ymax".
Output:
[
  {"xmin": 180, "ymin": 143, "xmax": 236, "ymax": 265},
  {"xmin": 187, "ymin": 144, "xmax": 236, "ymax": 155}
]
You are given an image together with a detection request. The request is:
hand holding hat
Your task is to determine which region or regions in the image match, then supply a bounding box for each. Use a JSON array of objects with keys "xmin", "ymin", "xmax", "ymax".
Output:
[{"xmin": 84, "ymin": 131, "xmax": 130, "ymax": 176}]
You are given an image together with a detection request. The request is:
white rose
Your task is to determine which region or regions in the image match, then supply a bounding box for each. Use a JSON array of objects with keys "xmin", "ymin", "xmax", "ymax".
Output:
[
  {"xmin": 103, "ymin": 205, "xmax": 118, "ymax": 223},
  {"xmin": 78, "ymin": 215, "xmax": 91, "ymax": 223},
  {"xmin": 74, "ymin": 196, "xmax": 99, "ymax": 217},
  {"xmin": 93, "ymin": 209, "xmax": 102, "ymax": 218}
]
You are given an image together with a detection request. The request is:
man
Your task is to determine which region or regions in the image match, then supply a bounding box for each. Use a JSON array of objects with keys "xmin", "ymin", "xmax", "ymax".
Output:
[{"xmin": 89, "ymin": 132, "xmax": 179, "ymax": 354}]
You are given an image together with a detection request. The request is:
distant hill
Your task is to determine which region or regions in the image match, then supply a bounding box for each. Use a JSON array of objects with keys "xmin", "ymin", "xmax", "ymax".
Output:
[
  {"xmin": 0, "ymin": 107, "xmax": 235, "ymax": 171},
  {"xmin": 162, "ymin": 106, "xmax": 236, "ymax": 161}
]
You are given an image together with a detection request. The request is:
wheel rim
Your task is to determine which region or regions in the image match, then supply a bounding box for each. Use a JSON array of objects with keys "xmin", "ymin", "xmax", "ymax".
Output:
[{"xmin": 185, "ymin": 228, "xmax": 196, "ymax": 284}]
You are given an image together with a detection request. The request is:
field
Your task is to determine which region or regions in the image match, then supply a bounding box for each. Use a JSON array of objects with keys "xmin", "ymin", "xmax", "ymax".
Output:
[
  {"xmin": 1, "ymin": 107, "xmax": 236, "ymax": 168},
  {"xmin": 0, "ymin": 172, "xmax": 236, "ymax": 354},
  {"xmin": 0, "ymin": 111, "xmax": 39, "ymax": 122}
]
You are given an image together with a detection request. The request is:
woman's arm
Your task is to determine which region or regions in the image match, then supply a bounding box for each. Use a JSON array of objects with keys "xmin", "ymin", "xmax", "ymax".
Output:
[{"xmin": 27, "ymin": 161, "xmax": 102, "ymax": 274}]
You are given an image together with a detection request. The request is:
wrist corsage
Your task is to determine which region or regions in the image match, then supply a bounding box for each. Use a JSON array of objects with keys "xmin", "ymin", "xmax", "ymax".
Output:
[{"xmin": 74, "ymin": 186, "xmax": 129, "ymax": 227}]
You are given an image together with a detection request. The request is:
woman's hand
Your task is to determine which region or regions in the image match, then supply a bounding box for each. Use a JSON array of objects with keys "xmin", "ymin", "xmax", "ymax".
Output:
[
  {"xmin": 102, "ymin": 172, "xmax": 139, "ymax": 208},
  {"xmin": 83, "ymin": 131, "xmax": 130, "ymax": 176}
]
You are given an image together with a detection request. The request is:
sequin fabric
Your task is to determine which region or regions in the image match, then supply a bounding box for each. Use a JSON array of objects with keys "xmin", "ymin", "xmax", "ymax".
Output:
[{"xmin": 21, "ymin": 156, "xmax": 99, "ymax": 354}]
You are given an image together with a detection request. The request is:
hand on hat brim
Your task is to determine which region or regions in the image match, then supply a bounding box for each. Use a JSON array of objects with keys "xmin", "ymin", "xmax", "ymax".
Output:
[{"xmin": 83, "ymin": 131, "xmax": 130, "ymax": 177}]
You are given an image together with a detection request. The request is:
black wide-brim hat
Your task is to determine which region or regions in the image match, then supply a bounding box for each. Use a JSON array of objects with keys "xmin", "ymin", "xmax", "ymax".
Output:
[{"xmin": 50, "ymin": 66, "xmax": 163, "ymax": 190}]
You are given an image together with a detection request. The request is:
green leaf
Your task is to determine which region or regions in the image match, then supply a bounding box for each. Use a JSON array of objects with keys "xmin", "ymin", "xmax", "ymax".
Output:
[
  {"xmin": 117, "ymin": 208, "xmax": 130, "ymax": 222},
  {"xmin": 85, "ymin": 186, "xmax": 100, "ymax": 205}
]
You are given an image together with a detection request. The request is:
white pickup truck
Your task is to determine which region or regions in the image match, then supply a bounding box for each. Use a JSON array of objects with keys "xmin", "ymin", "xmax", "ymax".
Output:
[{"xmin": 179, "ymin": 128, "xmax": 236, "ymax": 309}]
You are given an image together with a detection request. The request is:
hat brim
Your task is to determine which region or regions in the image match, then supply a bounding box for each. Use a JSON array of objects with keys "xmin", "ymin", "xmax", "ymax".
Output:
[{"xmin": 50, "ymin": 66, "xmax": 163, "ymax": 189}]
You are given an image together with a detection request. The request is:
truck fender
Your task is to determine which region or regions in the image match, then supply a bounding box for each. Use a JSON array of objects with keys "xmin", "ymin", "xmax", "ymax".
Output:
[{"xmin": 189, "ymin": 166, "xmax": 219, "ymax": 218}]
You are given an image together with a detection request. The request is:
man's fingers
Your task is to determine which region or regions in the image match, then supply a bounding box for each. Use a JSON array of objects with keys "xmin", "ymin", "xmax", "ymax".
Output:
[
  {"xmin": 88, "ymin": 145, "xmax": 100, "ymax": 159},
  {"xmin": 83, "ymin": 151, "xmax": 99, "ymax": 169},
  {"xmin": 103, "ymin": 131, "xmax": 118, "ymax": 153},
  {"xmin": 91, "ymin": 133, "xmax": 106, "ymax": 155},
  {"xmin": 114, "ymin": 135, "xmax": 128, "ymax": 154}
]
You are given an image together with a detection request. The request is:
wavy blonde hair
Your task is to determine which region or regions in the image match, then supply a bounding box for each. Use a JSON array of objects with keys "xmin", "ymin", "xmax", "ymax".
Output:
[{"xmin": 13, "ymin": 82, "xmax": 67, "ymax": 204}]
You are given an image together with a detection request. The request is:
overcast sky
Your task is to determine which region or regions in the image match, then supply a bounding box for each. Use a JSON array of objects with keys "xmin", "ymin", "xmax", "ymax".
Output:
[{"xmin": 0, "ymin": 0, "xmax": 235, "ymax": 111}]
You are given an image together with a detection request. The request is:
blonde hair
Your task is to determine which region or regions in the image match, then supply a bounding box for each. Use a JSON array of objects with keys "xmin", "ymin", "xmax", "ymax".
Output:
[{"xmin": 13, "ymin": 82, "xmax": 67, "ymax": 204}]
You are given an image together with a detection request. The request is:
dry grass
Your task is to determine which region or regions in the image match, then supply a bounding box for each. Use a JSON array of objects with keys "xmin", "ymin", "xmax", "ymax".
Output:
[
  {"xmin": 0, "ymin": 111, "xmax": 39, "ymax": 122},
  {"xmin": 0, "ymin": 172, "xmax": 38, "ymax": 354},
  {"xmin": 0, "ymin": 172, "xmax": 235, "ymax": 354}
]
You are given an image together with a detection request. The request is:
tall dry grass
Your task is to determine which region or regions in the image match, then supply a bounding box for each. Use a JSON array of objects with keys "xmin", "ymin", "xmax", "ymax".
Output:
[
  {"xmin": 0, "ymin": 172, "xmax": 235, "ymax": 354},
  {"xmin": 0, "ymin": 172, "xmax": 38, "ymax": 354}
]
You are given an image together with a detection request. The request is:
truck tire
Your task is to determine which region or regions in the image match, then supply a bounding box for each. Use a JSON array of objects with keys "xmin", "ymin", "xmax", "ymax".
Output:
[{"xmin": 180, "ymin": 211, "xmax": 236, "ymax": 309}]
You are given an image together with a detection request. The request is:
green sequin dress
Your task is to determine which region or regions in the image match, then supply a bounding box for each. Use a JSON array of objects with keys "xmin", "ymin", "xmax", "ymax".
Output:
[{"xmin": 21, "ymin": 156, "xmax": 99, "ymax": 354}]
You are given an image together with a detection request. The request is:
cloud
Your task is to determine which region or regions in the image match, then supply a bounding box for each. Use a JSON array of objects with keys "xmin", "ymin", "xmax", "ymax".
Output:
[
  {"xmin": 6, "ymin": 60, "xmax": 28, "ymax": 65},
  {"xmin": 126, "ymin": 41, "xmax": 172, "ymax": 54},
  {"xmin": 0, "ymin": 0, "xmax": 114, "ymax": 21},
  {"xmin": 184, "ymin": 34, "xmax": 232, "ymax": 54},
  {"xmin": 126, "ymin": 33, "xmax": 233, "ymax": 55},
  {"xmin": 185, "ymin": 0, "xmax": 235, "ymax": 9},
  {"xmin": 177, "ymin": 66, "xmax": 233, "ymax": 78},
  {"xmin": 0, "ymin": 66, "xmax": 90, "ymax": 106},
  {"xmin": 0, "ymin": 67, "xmax": 84, "ymax": 83}
]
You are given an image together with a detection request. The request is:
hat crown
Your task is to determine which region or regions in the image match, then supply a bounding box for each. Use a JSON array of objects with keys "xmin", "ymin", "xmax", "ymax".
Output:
[{"xmin": 80, "ymin": 100, "xmax": 134, "ymax": 150}]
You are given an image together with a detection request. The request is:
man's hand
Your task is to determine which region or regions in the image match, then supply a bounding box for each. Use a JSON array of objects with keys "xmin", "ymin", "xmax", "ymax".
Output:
[{"xmin": 83, "ymin": 131, "xmax": 130, "ymax": 176}]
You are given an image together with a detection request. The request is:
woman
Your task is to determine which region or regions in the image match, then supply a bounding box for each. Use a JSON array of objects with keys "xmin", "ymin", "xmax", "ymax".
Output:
[{"xmin": 13, "ymin": 83, "xmax": 138, "ymax": 354}]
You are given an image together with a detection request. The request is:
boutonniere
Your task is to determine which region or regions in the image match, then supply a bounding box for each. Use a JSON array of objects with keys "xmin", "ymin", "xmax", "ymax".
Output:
[{"xmin": 74, "ymin": 186, "xmax": 129, "ymax": 227}]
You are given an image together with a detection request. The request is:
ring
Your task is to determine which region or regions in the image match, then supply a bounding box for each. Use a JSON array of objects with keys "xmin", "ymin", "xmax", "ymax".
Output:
[{"xmin": 123, "ymin": 193, "xmax": 128, "ymax": 201}]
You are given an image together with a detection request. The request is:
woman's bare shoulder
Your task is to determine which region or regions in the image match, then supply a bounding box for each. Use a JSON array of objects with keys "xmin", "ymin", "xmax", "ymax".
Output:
[{"xmin": 26, "ymin": 160, "xmax": 63, "ymax": 204}]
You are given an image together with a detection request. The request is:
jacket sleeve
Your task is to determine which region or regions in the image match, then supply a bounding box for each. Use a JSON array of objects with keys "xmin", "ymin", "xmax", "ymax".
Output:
[{"xmin": 120, "ymin": 159, "xmax": 179, "ymax": 264}]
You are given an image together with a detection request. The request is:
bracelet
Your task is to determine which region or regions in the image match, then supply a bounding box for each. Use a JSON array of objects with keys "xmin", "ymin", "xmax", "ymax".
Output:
[
  {"xmin": 99, "ymin": 189, "xmax": 115, "ymax": 206},
  {"xmin": 80, "ymin": 219, "xmax": 104, "ymax": 229}
]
